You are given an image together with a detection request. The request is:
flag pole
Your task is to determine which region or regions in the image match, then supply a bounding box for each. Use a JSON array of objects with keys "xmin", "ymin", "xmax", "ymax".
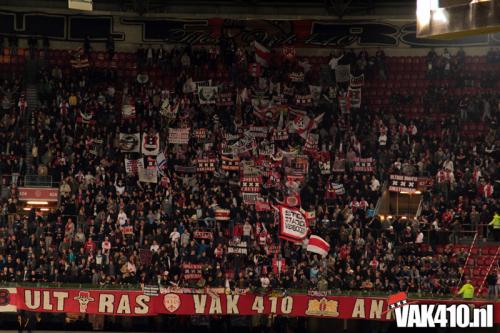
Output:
[
  {"xmin": 456, "ymin": 232, "xmax": 478, "ymax": 290},
  {"xmin": 476, "ymin": 247, "xmax": 499, "ymax": 297}
]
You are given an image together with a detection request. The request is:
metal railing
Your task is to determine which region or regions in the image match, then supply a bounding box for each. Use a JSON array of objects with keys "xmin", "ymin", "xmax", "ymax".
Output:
[
  {"xmin": 23, "ymin": 175, "xmax": 53, "ymax": 187},
  {"xmin": 0, "ymin": 282, "xmax": 481, "ymax": 299}
]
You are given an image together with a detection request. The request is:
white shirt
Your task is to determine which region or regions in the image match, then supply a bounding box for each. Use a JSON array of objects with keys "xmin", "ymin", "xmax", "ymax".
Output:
[
  {"xmin": 170, "ymin": 231, "xmax": 180, "ymax": 243},
  {"xmin": 415, "ymin": 232, "xmax": 424, "ymax": 244},
  {"xmin": 370, "ymin": 178, "xmax": 380, "ymax": 191},
  {"xmin": 118, "ymin": 212, "xmax": 127, "ymax": 226}
]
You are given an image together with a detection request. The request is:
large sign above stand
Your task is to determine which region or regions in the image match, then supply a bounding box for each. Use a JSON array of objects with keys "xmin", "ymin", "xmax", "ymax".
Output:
[{"xmin": 0, "ymin": 10, "xmax": 498, "ymax": 47}]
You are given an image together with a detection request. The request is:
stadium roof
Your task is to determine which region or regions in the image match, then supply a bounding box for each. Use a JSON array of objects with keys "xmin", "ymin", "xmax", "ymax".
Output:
[{"xmin": 0, "ymin": 0, "xmax": 416, "ymax": 19}]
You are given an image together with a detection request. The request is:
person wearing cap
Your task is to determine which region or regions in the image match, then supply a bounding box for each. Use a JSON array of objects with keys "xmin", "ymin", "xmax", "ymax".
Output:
[{"xmin": 457, "ymin": 280, "xmax": 475, "ymax": 299}]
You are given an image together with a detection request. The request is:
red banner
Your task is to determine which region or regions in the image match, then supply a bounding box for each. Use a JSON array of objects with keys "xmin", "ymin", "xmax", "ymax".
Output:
[{"xmin": 4, "ymin": 288, "xmax": 499, "ymax": 323}]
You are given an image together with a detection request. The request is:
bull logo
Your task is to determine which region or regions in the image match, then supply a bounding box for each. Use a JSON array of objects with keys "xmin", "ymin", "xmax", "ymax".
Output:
[
  {"xmin": 74, "ymin": 291, "xmax": 95, "ymax": 313},
  {"xmin": 163, "ymin": 293, "xmax": 181, "ymax": 313}
]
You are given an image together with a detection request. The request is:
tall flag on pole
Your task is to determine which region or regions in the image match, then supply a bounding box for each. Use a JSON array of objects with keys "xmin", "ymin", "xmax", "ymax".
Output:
[{"xmin": 306, "ymin": 235, "xmax": 330, "ymax": 257}]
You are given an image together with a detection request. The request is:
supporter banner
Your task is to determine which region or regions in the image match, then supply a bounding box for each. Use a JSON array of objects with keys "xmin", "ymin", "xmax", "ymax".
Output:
[
  {"xmin": 304, "ymin": 133, "xmax": 319, "ymax": 153},
  {"xmin": 309, "ymin": 85, "xmax": 322, "ymax": 101},
  {"xmin": 328, "ymin": 183, "xmax": 345, "ymax": 195},
  {"xmin": 338, "ymin": 94, "xmax": 351, "ymax": 114},
  {"xmin": 193, "ymin": 231, "xmax": 213, "ymax": 240},
  {"xmin": 121, "ymin": 226, "xmax": 134, "ymax": 235},
  {"xmin": 141, "ymin": 133, "xmax": 160, "ymax": 156},
  {"xmin": 215, "ymin": 209, "xmax": 230, "ymax": 221},
  {"xmin": 227, "ymin": 240, "xmax": 248, "ymax": 255},
  {"xmin": 348, "ymin": 87, "xmax": 361, "ymax": 108},
  {"xmin": 168, "ymin": 128, "xmax": 191, "ymax": 144},
  {"xmin": 241, "ymin": 176, "xmax": 262, "ymax": 193},
  {"xmin": 124, "ymin": 158, "xmax": 144, "ymax": 175},
  {"xmin": 198, "ymin": 86, "xmax": 218, "ymax": 105},
  {"xmin": 352, "ymin": 157, "xmax": 375, "ymax": 173},
  {"xmin": 272, "ymin": 129, "xmax": 289, "ymax": 141},
  {"xmin": 242, "ymin": 193, "xmax": 259, "ymax": 205},
  {"xmin": 349, "ymin": 74, "xmax": 365, "ymax": 88},
  {"xmin": 221, "ymin": 156, "xmax": 240, "ymax": 171},
  {"xmin": 196, "ymin": 158, "xmax": 216, "ymax": 173},
  {"xmin": 119, "ymin": 133, "xmax": 141, "ymax": 153},
  {"xmin": 246, "ymin": 126, "xmax": 268, "ymax": 139},
  {"xmin": 332, "ymin": 158, "xmax": 346, "ymax": 173},
  {"xmin": 389, "ymin": 175, "xmax": 419, "ymax": 193},
  {"xmin": 182, "ymin": 264, "xmax": 203, "ymax": 280},
  {"xmin": 278, "ymin": 206, "xmax": 308, "ymax": 242},
  {"xmin": 294, "ymin": 94, "xmax": 313, "ymax": 107},
  {"xmin": 335, "ymin": 65, "xmax": 350, "ymax": 83},
  {"xmin": 8, "ymin": 288, "xmax": 500, "ymax": 322},
  {"xmin": 289, "ymin": 72, "xmax": 304, "ymax": 82},
  {"xmin": 319, "ymin": 160, "xmax": 331, "ymax": 175},
  {"xmin": 122, "ymin": 104, "xmax": 136, "ymax": 120},
  {"xmin": 217, "ymin": 92, "xmax": 233, "ymax": 106},
  {"xmin": 138, "ymin": 157, "xmax": 158, "ymax": 183},
  {"xmin": 160, "ymin": 100, "xmax": 179, "ymax": 119},
  {"xmin": 193, "ymin": 128, "xmax": 208, "ymax": 140}
]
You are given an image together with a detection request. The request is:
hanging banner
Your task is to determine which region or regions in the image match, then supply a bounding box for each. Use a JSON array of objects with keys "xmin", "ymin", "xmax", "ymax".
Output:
[
  {"xmin": 122, "ymin": 104, "xmax": 136, "ymax": 120},
  {"xmin": 240, "ymin": 176, "xmax": 262, "ymax": 193},
  {"xmin": 348, "ymin": 87, "xmax": 361, "ymax": 108},
  {"xmin": 227, "ymin": 240, "xmax": 248, "ymax": 255},
  {"xmin": 289, "ymin": 72, "xmax": 304, "ymax": 82},
  {"xmin": 193, "ymin": 231, "xmax": 213, "ymax": 240},
  {"xmin": 193, "ymin": 128, "xmax": 208, "ymax": 140},
  {"xmin": 198, "ymin": 86, "xmax": 218, "ymax": 105},
  {"xmin": 168, "ymin": 128, "xmax": 191, "ymax": 144},
  {"xmin": 278, "ymin": 206, "xmax": 309, "ymax": 242},
  {"xmin": 217, "ymin": 92, "xmax": 233, "ymax": 106},
  {"xmin": 349, "ymin": 74, "xmax": 365, "ymax": 88},
  {"xmin": 196, "ymin": 158, "xmax": 216, "ymax": 173},
  {"xmin": 182, "ymin": 264, "xmax": 203, "ymax": 280},
  {"xmin": 119, "ymin": 133, "xmax": 141, "ymax": 153},
  {"xmin": 352, "ymin": 157, "xmax": 375, "ymax": 173},
  {"xmin": 138, "ymin": 157, "xmax": 158, "ymax": 183},
  {"xmin": 335, "ymin": 65, "xmax": 350, "ymax": 83},
  {"xmin": 294, "ymin": 94, "xmax": 313, "ymax": 107},
  {"xmin": 389, "ymin": 175, "xmax": 419, "ymax": 193},
  {"xmin": 125, "ymin": 158, "xmax": 144, "ymax": 175},
  {"xmin": 142, "ymin": 133, "xmax": 160, "ymax": 156},
  {"xmin": 221, "ymin": 156, "xmax": 240, "ymax": 171},
  {"xmin": 7, "ymin": 287, "xmax": 500, "ymax": 323}
]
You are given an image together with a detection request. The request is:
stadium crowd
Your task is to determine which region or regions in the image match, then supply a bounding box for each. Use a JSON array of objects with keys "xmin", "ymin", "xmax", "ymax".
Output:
[{"xmin": 0, "ymin": 40, "xmax": 498, "ymax": 297}]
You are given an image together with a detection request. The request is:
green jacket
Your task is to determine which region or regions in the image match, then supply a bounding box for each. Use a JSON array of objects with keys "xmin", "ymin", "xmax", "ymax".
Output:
[
  {"xmin": 489, "ymin": 213, "xmax": 500, "ymax": 229},
  {"xmin": 458, "ymin": 283, "xmax": 475, "ymax": 299}
]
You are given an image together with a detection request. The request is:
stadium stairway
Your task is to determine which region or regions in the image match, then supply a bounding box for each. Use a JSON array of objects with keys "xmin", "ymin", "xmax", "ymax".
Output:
[{"xmin": 24, "ymin": 84, "xmax": 38, "ymax": 174}]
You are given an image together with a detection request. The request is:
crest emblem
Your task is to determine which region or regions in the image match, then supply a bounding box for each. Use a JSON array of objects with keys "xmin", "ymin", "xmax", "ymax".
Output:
[
  {"xmin": 305, "ymin": 298, "xmax": 339, "ymax": 317},
  {"xmin": 163, "ymin": 293, "xmax": 181, "ymax": 313}
]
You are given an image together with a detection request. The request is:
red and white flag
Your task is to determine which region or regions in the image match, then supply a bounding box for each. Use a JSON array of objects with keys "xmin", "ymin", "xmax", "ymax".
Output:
[
  {"xmin": 215, "ymin": 209, "xmax": 230, "ymax": 221},
  {"xmin": 306, "ymin": 235, "xmax": 330, "ymax": 257},
  {"xmin": 254, "ymin": 41, "xmax": 270, "ymax": 67}
]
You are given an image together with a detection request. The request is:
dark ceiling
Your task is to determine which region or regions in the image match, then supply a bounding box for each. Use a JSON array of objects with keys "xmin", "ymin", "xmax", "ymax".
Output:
[{"xmin": 0, "ymin": 0, "xmax": 416, "ymax": 18}]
